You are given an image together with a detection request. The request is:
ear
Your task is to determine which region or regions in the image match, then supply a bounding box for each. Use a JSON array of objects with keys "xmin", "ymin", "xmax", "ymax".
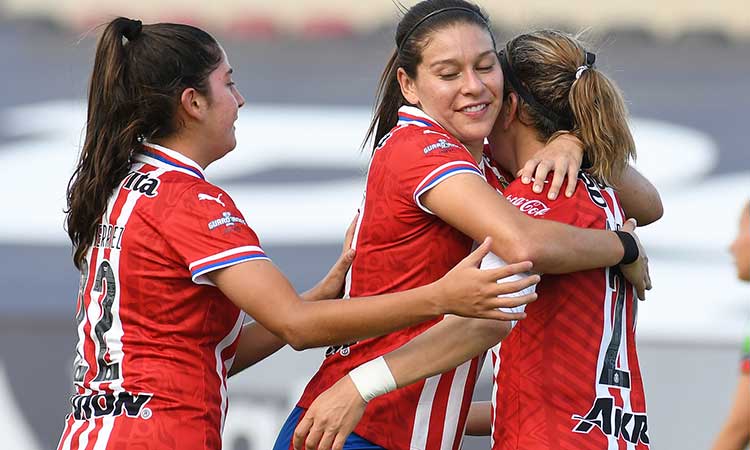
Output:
[
  {"xmin": 179, "ymin": 87, "xmax": 206, "ymax": 121},
  {"xmin": 397, "ymin": 67, "xmax": 420, "ymax": 105},
  {"xmin": 502, "ymin": 92, "xmax": 520, "ymax": 130}
]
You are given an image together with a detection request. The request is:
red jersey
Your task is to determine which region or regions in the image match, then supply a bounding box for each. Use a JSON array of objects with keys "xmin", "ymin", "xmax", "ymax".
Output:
[
  {"xmin": 491, "ymin": 172, "xmax": 649, "ymax": 450},
  {"xmin": 57, "ymin": 143, "xmax": 269, "ymax": 450},
  {"xmin": 297, "ymin": 106, "xmax": 506, "ymax": 450}
]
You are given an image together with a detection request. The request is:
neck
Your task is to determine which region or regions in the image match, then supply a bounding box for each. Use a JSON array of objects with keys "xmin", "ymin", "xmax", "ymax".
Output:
[{"xmin": 488, "ymin": 123, "xmax": 545, "ymax": 178}]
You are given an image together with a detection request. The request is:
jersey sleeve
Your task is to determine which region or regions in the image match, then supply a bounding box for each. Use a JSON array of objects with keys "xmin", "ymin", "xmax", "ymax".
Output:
[
  {"xmin": 395, "ymin": 130, "xmax": 484, "ymax": 215},
  {"xmin": 163, "ymin": 183, "xmax": 270, "ymax": 286},
  {"xmin": 502, "ymin": 176, "xmax": 598, "ymax": 228}
]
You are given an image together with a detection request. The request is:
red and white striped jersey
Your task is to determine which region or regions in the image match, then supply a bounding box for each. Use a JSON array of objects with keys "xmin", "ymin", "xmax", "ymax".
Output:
[
  {"xmin": 491, "ymin": 172, "xmax": 650, "ymax": 450},
  {"xmin": 57, "ymin": 143, "xmax": 269, "ymax": 450},
  {"xmin": 297, "ymin": 106, "xmax": 507, "ymax": 450}
]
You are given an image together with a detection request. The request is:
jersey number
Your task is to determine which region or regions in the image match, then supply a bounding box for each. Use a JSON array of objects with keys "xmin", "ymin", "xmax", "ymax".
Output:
[
  {"xmin": 73, "ymin": 259, "xmax": 121, "ymax": 383},
  {"xmin": 598, "ymin": 268, "xmax": 631, "ymax": 389}
]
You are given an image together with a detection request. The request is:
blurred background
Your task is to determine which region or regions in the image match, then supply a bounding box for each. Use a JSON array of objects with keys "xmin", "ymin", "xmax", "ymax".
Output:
[{"xmin": 0, "ymin": 1, "xmax": 748, "ymax": 449}]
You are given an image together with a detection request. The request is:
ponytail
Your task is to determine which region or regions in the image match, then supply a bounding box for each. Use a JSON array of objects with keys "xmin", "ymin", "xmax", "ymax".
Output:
[
  {"xmin": 65, "ymin": 18, "xmax": 222, "ymax": 269},
  {"xmin": 569, "ymin": 68, "xmax": 635, "ymax": 185},
  {"xmin": 364, "ymin": 50, "xmax": 405, "ymax": 152},
  {"xmin": 66, "ymin": 18, "xmax": 144, "ymax": 269}
]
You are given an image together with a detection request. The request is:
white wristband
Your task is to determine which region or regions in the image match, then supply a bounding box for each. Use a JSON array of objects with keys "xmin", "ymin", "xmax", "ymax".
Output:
[{"xmin": 348, "ymin": 356, "xmax": 397, "ymax": 403}]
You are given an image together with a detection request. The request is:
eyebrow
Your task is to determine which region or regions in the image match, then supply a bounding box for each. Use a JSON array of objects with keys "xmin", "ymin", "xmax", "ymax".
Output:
[{"xmin": 429, "ymin": 50, "xmax": 496, "ymax": 68}]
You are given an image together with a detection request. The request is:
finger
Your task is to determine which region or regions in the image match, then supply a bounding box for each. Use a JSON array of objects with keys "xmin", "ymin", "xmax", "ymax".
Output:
[
  {"xmin": 565, "ymin": 161, "xmax": 579, "ymax": 197},
  {"xmin": 491, "ymin": 275, "xmax": 541, "ymax": 295},
  {"xmin": 488, "ymin": 292, "xmax": 538, "ymax": 309},
  {"xmin": 332, "ymin": 433, "xmax": 348, "ymax": 450},
  {"xmin": 533, "ymin": 160, "xmax": 554, "ymax": 193},
  {"xmin": 343, "ymin": 213, "xmax": 359, "ymax": 252},
  {"xmin": 518, "ymin": 158, "xmax": 541, "ymax": 184},
  {"xmin": 305, "ymin": 425, "xmax": 325, "ymax": 450},
  {"xmin": 621, "ymin": 218, "xmax": 636, "ymax": 233},
  {"xmin": 635, "ymin": 280, "xmax": 646, "ymax": 301},
  {"xmin": 478, "ymin": 309, "xmax": 528, "ymax": 321},
  {"xmin": 462, "ymin": 237, "xmax": 492, "ymax": 267},
  {"xmin": 293, "ymin": 416, "xmax": 314, "ymax": 450},
  {"xmin": 317, "ymin": 430, "xmax": 336, "ymax": 450},
  {"xmin": 483, "ymin": 261, "xmax": 534, "ymax": 281},
  {"xmin": 547, "ymin": 159, "xmax": 568, "ymax": 200}
]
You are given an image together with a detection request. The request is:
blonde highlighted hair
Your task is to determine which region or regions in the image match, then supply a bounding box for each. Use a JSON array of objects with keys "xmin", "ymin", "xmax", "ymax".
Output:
[{"xmin": 502, "ymin": 30, "xmax": 635, "ymax": 185}]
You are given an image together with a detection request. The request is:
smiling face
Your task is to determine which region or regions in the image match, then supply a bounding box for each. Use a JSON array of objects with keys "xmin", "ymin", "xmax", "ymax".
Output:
[
  {"xmin": 202, "ymin": 48, "xmax": 245, "ymax": 161},
  {"xmin": 730, "ymin": 202, "xmax": 750, "ymax": 281},
  {"xmin": 397, "ymin": 22, "xmax": 502, "ymax": 154}
]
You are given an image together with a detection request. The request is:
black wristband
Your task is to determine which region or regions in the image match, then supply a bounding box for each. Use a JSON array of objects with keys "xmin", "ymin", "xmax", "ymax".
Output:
[{"xmin": 615, "ymin": 231, "xmax": 639, "ymax": 265}]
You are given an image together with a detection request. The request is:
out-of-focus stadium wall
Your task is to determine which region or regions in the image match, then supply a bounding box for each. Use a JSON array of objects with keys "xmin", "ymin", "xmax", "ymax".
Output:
[{"xmin": 2, "ymin": 0, "xmax": 750, "ymax": 39}]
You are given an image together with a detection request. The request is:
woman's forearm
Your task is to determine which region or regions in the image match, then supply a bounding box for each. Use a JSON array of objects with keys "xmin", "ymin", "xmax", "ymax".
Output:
[
  {"xmin": 384, "ymin": 316, "xmax": 510, "ymax": 388},
  {"xmin": 227, "ymin": 287, "xmax": 334, "ymax": 377},
  {"xmin": 614, "ymin": 166, "xmax": 663, "ymax": 226}
]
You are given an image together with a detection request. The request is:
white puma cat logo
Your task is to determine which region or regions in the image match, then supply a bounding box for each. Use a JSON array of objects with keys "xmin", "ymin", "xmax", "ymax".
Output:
[{"xmin": 197, "ymin": 192, "xmax": 225, "ymax": 207}]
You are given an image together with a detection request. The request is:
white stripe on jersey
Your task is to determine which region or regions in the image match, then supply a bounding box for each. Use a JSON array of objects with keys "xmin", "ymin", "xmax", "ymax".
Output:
[
  {"xmin": 58, "ymin": 419, "xmax": 85, "ymax": 450},
  {"xmin": 440, "ymin": 359, "xmax": 472, "ymax": 450},
  {"xmin": 591, "ymin": 180, "xmax": 624, "ymax": 450},
  {"xmin": 490, "ymin": 343, "xmax": 501, "ymax": 450},
  {"xmin": 410, "ymin": 375, "xmax": 441, "ymax": 450},
  {"xmin": 216, "ymin": 311, "xmax": 245, "ymax": 432},
  {"xmin": 604, "ymin": 189, "xmax": 637, "ymax": 450},
  {"xmin": 92, "ymin": 416, "xmax": 115, "ymax": 450}
]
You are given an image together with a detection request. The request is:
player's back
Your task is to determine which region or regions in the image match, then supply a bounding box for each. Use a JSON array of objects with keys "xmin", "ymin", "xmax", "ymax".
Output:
[
  {"xmin": 60, "ymin": 144, "xmax": 264, "ymax": 450},
  {"xmin": 492, "ymin": 173, "xmax": 650, "ymax": 450}
]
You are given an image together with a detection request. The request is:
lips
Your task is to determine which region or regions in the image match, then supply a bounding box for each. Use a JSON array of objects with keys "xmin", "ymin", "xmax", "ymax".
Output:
[{"xmin": 460, "ymin": 103, "xmax": 489, "ymax": 113}]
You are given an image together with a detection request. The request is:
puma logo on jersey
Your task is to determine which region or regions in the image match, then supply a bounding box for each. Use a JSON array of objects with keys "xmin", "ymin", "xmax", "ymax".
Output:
[
  {"xmin": 572, "ymin": 397, "xmax": 649, "ymax": 446},
  {"xmin": 71, "ymin": 392, "xmax": 153, "ymax": 421},
  {"xmin": 198, "ymin": 192, "xmax": 225, "ymax": 207}
]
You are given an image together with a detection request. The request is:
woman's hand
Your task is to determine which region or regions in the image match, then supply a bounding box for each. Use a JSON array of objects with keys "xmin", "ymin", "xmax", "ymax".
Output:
[
  {"xmin": 433, "ymin": 237, "xmax": 539, "ymax": 321},
  {"xmin": 303, "ymin": 214, "xmax": 358, "ymax": 301},
  {"xmin": 293, "ymin": 375, "xmax": 365, "ymax": 450},
  {"xmin": 517, "ymin": 133, "xmax": 584, "ymax": 200},
  {"xmin": 619, "ymin": 218, "xmax": 652, "ymax": 300}
]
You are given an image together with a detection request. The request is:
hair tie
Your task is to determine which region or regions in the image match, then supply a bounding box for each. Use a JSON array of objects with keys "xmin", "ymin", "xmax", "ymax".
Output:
[
  {"xmin": 575, "ymin": 51, "xmax": 597, "ymax": 79},
  {"xmin": 122, "ymin": 19, "xmax": 142, "ymax": 41},
  {"xmin": 398, "ymin": 7, "xmax": 491, "ymax": 53}
]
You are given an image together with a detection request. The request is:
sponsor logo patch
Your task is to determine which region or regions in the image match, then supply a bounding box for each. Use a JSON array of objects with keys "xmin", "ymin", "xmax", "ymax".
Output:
[
  {"xmin": 423, "ymin": 139, "xmax": 460, "ymax": 154},
  {"xmin": 70, "ymin": 392, "xmax": 153, "ymax": 420},
  {"xmin": 208, "ymin": 211, "xmax": 247, "ymax": 230},
  {"xmin": 572, "ymin": 397, "xmax": 649, "ymax": 446},
  {"xmin": 123, "ymin": 170, "xmax": 160, "ymax": 197},
  {"xmin": 506, "ymin": 194, "xmax": 551, "ymax": 217}
]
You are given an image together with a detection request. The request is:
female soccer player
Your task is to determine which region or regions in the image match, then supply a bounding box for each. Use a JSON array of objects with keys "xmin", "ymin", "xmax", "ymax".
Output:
[
  {"xmin": 711, "ymin": 201, "xmax": 749, "ymax": 450},
  {"xmin": 279, "ymin": 2, "xmax": 658, "ymax": 450},
  {"xmin": 55, "ymin": 17, "xmax": 541, "ymax": 450},
  {"xmin": 292, "ymin": 28, "xmax": 663, "ymax": 450}
]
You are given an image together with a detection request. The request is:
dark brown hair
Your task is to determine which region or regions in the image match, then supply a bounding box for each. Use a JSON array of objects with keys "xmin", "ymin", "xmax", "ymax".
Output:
[
  {"xmin": 501, "ymin": 30, "xmax": 635, "ymax": 185},
  {"xmin": 364, "ymin": 0, "xmax": 495, "ymax": 151},
  {"xmin": 65, "ymin": 17, "xmax": 223, "ymax": 269}
]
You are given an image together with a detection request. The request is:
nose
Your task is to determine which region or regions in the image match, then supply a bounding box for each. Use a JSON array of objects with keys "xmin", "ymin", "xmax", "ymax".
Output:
[
  {"xmin": 235, "ymin": 89, "xmax": 246, "ymax": 109},
  {"xmin": 461, "ymin": 68, "xmax": 484, "ymax": 96}
]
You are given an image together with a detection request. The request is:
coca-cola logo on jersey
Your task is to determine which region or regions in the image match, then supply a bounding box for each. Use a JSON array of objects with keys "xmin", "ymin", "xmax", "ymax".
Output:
[{"xmin": 505, "ymin": 194, "xmax": 550, "ymax": 217}]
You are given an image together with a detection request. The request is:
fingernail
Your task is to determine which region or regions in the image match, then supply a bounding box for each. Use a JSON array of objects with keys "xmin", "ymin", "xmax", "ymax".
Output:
[
  {"xmin": 566, "ymin": 190, "xmax": 573, "ymax": 197},
  {"xmin": 522, "ymin": 176, "xmax": 530, "ymax": 184},
  {"xmin": 533, "ymin": 185, "xmax": 542, "ymax": 193},
  {"xmin": 548, "ymin": 192, "xmax": 557, "ymax": 200}
]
